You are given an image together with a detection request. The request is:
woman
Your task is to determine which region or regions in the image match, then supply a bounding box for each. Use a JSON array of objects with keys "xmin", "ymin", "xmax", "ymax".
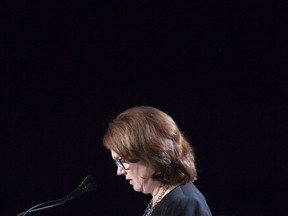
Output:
[{"xmin": 103, "ymin": 106, "xmax": 212, "ymax": 216}]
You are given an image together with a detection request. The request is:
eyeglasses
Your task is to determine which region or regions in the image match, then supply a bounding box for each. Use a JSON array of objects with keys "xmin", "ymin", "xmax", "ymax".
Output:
[{"xmin": 115, "ymin": 158, "xmax": 125, "ymax": 169}]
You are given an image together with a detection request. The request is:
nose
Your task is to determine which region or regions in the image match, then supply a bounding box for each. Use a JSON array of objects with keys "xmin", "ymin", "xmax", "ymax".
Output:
[{"xmin": 116, "ymin": 166, "xmax": 125, "ymax": 175}]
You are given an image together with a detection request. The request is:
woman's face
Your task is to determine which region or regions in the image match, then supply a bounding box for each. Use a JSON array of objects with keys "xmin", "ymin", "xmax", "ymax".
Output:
[{"xmin": 111, "ymin": 150, "xmax": 156, "ymax": 194}]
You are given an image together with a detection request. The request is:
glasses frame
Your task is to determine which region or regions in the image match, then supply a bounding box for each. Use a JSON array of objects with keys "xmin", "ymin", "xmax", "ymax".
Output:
[{"xmin": 115, "ymin": 158, "xmax": 125, "ymax": 169}]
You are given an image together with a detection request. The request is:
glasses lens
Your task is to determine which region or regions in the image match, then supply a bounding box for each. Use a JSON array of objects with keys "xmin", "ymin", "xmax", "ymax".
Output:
[{"xmin": 115, "ymin": 158, "xmax": 125, "ymax": 169}]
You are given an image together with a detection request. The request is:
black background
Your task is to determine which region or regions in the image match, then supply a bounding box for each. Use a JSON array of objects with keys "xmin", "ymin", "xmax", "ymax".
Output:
[{"xmin": 1, "ymin": 1, "xmax": 287, "ymax": 216}]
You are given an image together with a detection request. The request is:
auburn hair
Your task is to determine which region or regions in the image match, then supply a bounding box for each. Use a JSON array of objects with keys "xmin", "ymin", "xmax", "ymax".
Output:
[{"xmin": 103, "ymin": 106, "xmax": 197, "ymax": 184}]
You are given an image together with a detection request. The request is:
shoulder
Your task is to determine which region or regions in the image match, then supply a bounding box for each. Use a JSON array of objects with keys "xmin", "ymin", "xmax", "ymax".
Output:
[
  {"xmin": 167, "ymin": 182, "xmax": 204, "ymax": 199},
  {"xmin": 154, "ymin": 182, "xmax": 212, "ymax": 216}
]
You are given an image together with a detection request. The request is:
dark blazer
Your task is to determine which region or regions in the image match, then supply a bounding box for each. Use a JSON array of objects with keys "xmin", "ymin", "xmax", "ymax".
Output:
[{"xmin": 152, "ymin": 182, "xmax": 212, "ymax": 216}]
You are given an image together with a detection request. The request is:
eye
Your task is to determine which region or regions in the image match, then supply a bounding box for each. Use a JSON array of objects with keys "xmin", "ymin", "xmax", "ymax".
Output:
[{"xmin": 115, "ymin": 158, "xmax": 126, "ymax": 169}]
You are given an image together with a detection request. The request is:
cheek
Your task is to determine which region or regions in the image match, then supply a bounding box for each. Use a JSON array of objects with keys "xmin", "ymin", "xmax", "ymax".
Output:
[
  {"xmin": 129, "ymin": 169, "xmax": 142, "ymax": 182},
  {"xmin": 134, "ymin": 167, "xmax": 151, "ymax": 183},
  {"xmin": 128, "ymin": 162, "xmax": 152, "ymax": 182}
]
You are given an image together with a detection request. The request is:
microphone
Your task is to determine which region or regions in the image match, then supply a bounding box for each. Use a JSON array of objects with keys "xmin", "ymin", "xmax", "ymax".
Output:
[
  {"xmin": 69, "ymin": 175, "xmax": 97, "ymax": 199},
  {"xmin": 17, "ymin": 175, "xmax": 97, "ymax": 216}
]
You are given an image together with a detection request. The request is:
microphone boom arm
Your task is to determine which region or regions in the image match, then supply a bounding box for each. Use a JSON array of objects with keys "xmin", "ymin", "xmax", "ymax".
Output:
[{"xmin": 17, "ymin": 175, "xmax": 97, "ymax": 216}]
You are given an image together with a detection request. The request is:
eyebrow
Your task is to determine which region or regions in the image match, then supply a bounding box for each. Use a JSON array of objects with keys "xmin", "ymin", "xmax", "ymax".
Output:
[{"xmin": 112, "ymin": 155, "xmax": 120, "ymax": 161}]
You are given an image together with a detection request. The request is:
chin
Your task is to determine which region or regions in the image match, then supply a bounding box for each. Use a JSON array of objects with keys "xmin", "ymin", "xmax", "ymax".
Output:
[{"xmin": 133, "ymin": 186, "xmax": 142, "ymax": 192}]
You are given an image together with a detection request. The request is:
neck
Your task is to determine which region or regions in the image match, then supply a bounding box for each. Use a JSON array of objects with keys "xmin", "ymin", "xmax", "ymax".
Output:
[{"xmin": 151, "ymin": 185, "xmax": 169, "ymax": 206}]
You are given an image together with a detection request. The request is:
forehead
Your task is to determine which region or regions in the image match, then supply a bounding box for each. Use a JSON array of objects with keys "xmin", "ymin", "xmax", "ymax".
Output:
[{"xmin": 111, "ymin": 149, "xmax": 120, "ymax": 160}]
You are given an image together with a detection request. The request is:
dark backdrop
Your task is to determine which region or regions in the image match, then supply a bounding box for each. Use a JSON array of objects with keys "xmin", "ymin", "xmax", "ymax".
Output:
[{"xmin": 1, "ymin": 1, "xmax": 286, "ymax": 216}]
